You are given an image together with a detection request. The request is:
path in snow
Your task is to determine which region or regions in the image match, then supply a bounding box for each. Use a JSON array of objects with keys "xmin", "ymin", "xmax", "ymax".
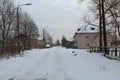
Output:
[
  {"xmin": 1, "ymin": 49, "xmax": 52, "ymax": 80},
  {"xmin": 49, "ymin": 49, "xmax": 65, "ymax": 80},
  {"xmin": 20, "ymin": 49, "xmax": 51, "ymax": 79},
  {"xmin": 1, "ymin": 48, "xmax": 67, "ymax": 80}
]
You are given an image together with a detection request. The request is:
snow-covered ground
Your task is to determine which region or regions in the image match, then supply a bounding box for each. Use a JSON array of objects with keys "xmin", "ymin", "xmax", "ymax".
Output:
[{"xmin": 0, "ymin": 47, "xmax": 120, "ymax": 80}]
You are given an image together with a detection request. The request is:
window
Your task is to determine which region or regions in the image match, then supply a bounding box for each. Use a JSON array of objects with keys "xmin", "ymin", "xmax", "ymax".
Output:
[
  {"xmin": 86, "ymin": 43, "xmax": 89, "ymax": 47},
  {"xmin": 86, "ymin": 36, "xmax": 89, "ymax": 39}
]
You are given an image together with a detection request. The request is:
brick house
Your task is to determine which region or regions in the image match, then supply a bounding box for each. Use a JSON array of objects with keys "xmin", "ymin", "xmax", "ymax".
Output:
[
  {"xmin": 30, "ymin": 39, "xmax": 44, "ymax": 48},
  {"xmin": 73, "ymin": 25, "xmax": 113, "ymax": 49}
]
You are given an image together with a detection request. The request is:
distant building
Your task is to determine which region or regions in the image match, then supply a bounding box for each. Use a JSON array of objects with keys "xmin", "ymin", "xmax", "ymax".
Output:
[
  {"xmin": 73, "ymin": 25, "xmax": 113, "ymax": 49},
  {"xmin": 9, "ymin": 34, "xmax": 44, "ymax": 49}
]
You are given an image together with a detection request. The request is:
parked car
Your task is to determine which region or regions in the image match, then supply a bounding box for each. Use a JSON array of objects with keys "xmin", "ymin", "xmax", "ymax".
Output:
[{"xmin": 46, "ymin": 44, "xmax": 50, "ymax": 48}]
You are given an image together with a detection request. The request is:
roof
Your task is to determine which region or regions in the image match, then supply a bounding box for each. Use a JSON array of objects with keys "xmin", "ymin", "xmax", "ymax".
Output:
[
  {"xmin": 76, "ymin": 25, "xmax": 99, "ymax": 34},
  {"xmin": 73, "ymin": 25, "xmax": 113, "ymax": 38}
]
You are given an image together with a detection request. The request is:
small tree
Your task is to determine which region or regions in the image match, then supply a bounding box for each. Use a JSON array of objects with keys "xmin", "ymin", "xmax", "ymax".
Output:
[
  {"xmin": 55, "ymin": 39, "xmax": 61, "ymax": 46},
  {"xmin": 61, "ymin": 36, "xmax": 68, "ymax": 47}
]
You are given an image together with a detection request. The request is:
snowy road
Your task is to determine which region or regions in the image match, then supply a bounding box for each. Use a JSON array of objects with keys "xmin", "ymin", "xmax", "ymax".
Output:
[
  {"xmin": 0, "ymin": 48, "xmax": 66, "ymax": 80},
  {"xmin": 0, "ymin": 47, "xmax": 120, "ymax": 80}
]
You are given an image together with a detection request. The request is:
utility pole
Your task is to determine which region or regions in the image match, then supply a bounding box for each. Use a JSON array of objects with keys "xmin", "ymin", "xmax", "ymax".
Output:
[
  {"xmin": 43, "ymin": 28, "xmax": 45, "ymax": 48},
  {"xmin": 17, "ymin": 7, "xmax": 20, "ymax": 54},
  {"xmin": 43, "ymin": 28, "xmax": 45, "ymax": 41},
  {"xmin": 42, "ymin": 27, "xmax": 48, "ymax": 48}
]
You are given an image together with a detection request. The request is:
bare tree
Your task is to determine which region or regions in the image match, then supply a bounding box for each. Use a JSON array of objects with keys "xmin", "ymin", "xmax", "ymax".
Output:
[
  {"xmin": 0, "ymin": 0, "xmax": 39, "ymax": 57},
  {"xmin": 20, "ymin": 12, "xmax": 39, "ymax": 49},
  {"xmin": 0, "ymin": 0, "xmax": 16, "ymax": 53},
  {"xmin": 81, "ymin": 0, "xmax": 120, "ymax": 55},
  {"xmin": 44, "ymin": 31, "xmax": 53, "ymax": 46}
]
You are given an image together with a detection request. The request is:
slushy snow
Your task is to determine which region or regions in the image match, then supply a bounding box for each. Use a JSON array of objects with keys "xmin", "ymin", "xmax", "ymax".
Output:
[{"xmin": 0, "ymin": 47, "xmax": 120, "ymax": 80}]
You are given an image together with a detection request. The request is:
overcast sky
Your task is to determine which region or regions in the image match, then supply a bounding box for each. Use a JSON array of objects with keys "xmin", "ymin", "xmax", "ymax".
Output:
[{"xmin": 14, "ymin": 0, "xmax": 90, "ymax": 41}]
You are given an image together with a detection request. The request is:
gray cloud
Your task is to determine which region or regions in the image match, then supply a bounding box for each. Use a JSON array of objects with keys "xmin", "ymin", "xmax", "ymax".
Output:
[{"xmin": 14, "ymin": 0, "xmax": 89, "ymax": 41}]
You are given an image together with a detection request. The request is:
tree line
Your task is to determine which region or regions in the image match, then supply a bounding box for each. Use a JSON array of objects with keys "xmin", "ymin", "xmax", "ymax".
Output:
[
  {"xmin": 54, "ymin": 36, "xmax": 74, "ymax": 48},
  {"xmin": 0, "ymin": 0, "xmax": 39, "ymax": 58}
]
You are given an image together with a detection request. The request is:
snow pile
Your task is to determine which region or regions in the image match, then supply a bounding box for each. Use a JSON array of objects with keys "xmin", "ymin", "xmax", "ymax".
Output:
[{"xmin": 0, "ymin": 47, "xmax": 120, "ymax": 80}]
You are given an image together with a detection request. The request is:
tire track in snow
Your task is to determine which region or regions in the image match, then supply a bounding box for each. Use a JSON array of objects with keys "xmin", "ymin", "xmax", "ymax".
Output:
[
  {"xmin": 51, "ymin": 49, "xmax": 66, "ymax": 80},
  {"xmin": 1, "ymin": 49, "xmax": 51, "ymax": 80},
  {"xmin": 13, "ymin": 49, "xmax": 51, "ymax": 79}
]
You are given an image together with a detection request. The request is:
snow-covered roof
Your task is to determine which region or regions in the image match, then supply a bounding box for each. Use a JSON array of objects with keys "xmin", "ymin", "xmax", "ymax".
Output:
[{"xmin": 76, "ymin": 25, "xmax": 99, "ymax": 33}]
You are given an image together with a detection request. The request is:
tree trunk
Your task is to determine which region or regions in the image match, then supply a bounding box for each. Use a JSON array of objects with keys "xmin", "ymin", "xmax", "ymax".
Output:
[
  {"xmin": 101, "ymin": 0, "xmax": 108, "ymax": 55},
  {"xmin": 99, "ymin": 0, "xmax": 103, "ymax": 52}
]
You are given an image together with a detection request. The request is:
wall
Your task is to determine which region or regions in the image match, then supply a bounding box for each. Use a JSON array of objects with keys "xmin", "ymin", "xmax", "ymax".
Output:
[{"xmin": 74, "ymin": 32, "xmax": 112, "ymax": 49}]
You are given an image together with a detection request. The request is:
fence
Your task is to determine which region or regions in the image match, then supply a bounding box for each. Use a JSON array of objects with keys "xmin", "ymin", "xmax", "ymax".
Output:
[{"xmin": 89, "ymin": 47, "xmax": 120, "ymax": 58}]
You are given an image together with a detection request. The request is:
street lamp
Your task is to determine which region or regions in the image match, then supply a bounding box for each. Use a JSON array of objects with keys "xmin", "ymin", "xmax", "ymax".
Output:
[{"xmin": 17, "ymin": 3, "xmax": 32, "ymax": 54}]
